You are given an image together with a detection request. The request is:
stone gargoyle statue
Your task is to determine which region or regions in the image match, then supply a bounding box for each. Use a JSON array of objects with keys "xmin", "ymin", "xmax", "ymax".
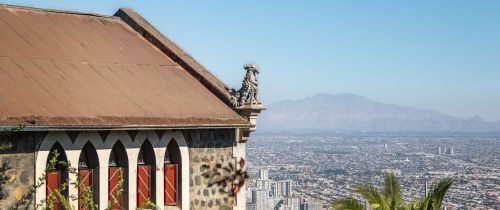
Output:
[{"xmin": 230, "ymin": 64, "xmax": 260, "ymax": 107}]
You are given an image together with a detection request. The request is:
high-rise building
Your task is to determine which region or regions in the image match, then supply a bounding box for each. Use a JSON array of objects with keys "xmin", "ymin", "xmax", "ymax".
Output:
[
  {"xmin": 302, "ymin": 199, "xmax": 321, "ymax": 210},
  {"xmin": 259, "ymin": 169, "xmax": 269, "ymax": 180},
  {"xmin": 438, "ymin": 147, "xmax": 442, "ymax": 154},
  {"xmin": 257, "ymin": 179, "xmax": 270, "ymax": 190},
  {"xmin": 273, "ymin": 179, "xmax": 294, "ymax": 197},
  {"xmin": 268, "ymin": 197, "xmax": 284, "ymax": 209},
  {"xmin": 286, "ymin": 197, "xmax": 301, "ymax": 210},
  {"xmin": 252, "ymin": 189, "xmax": 269, "ymax": 210},
  {"xmin": 443, "ymin": 146, "xmax": 455, "ymax": 155}
]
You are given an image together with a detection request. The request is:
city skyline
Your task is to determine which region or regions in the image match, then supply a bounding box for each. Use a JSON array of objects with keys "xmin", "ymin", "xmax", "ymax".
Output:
[
  {"xmin": 247, "ymin": 133, "xmax": 500, "ymax": 209},
  {"xmin": 1, "ymin": 0, "xmax": 499, "ymax": 121}
]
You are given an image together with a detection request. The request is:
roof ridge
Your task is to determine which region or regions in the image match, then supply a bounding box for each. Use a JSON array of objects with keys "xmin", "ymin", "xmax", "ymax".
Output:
[
  {"xmin": 115, "ymin": 8, "xmax": 235, "ymax": 107},
  {"xmin": 0, "ymin": 3, "xmax": 117, "ymax": 19}
]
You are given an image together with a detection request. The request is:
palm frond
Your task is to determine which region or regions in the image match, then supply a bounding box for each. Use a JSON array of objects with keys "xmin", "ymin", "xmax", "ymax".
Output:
[
  {"xmin": 419, "ymin": 177, "xmax": 453, "ymax": 210},
  {"xmin": 382, "ymin": 173, "xmax": 404, "ymax": 208},
  {"xmin": 406, "ymin": 199, "xmax": 422, "ymax": 210},
  {"xmin": 331, "ymin": 197, "xmax": 366, "ymax": 210},
  {"xmin": 354, "ymin": 184, "xmax": 387, "ymax": 209},
  {"xmin": 429, "ymin": 177, "xmax": 453, "ymax": 210}
]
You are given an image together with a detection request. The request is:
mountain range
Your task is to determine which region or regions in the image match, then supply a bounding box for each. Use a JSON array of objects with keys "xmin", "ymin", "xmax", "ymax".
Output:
[{"xmin": 258, "ymin": 93, "xmax": 500, "ymax": 133}]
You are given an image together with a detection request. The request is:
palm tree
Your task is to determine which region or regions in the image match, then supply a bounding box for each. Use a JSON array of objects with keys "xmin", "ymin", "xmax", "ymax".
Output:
[
  {"xmin": 406, "ymin": 177, "xmax": 453, "ymax": 210},
  {"xmin": 331, "ymin": 173, "xmax": 453, "ymax": 210}
]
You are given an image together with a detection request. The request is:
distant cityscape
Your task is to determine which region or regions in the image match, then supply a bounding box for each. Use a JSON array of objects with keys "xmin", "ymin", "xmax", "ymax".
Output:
[
  {"xmin": 246, "ymin": 168, "xmax": 321, "ymax": 210},
  {"xmin": 246, "ymin": 133, "xmax": 500, "ymax": 209}
]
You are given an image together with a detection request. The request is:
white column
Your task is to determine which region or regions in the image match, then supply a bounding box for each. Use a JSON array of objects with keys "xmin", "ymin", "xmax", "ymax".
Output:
[
  {"xmin": 65, "ymin": 149, "xmax": 82, "ymax": 209},
  {"xmin": 97, "ymin": 149, "xmax": 111, "ymax": 210},
  {"xmin": 127, "ymin": 147, "xmax": 140, "ymax": 210},
  {"xmin": 179, "ymin": 146, "xmax": 190, "ymax": 210},
  {"xmin": 34, "ymin": 150, "xmax": 49, "ymax": 209},
  {"xmin": 154, "ymin": 147, "xmax": 167, "ymax": 210}
]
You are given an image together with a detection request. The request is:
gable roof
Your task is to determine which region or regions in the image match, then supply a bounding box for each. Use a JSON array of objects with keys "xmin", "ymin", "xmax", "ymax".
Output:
[
  {"xmin": 115, "ymin": 8, "xmax": 235, "ymax": 106},
  {"xmin": 0, "ymin": 4, "xmax": 248, "ymax": 129}
]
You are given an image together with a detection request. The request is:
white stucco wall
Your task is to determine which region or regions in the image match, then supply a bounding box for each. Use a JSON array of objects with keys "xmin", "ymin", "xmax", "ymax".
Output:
[{"xmin": 34, "ymin": 130, "xmax": 190, "ymax": 210}]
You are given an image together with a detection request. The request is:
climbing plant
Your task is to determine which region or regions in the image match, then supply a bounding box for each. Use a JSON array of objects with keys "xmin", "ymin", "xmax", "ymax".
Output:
[{"xmin": 202, "ymin": 157, "xmax": 249, "ymax": 210}]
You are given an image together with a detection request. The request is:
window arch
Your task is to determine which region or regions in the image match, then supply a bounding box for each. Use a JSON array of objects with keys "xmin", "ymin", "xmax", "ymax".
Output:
[
  {"xmin": 108, "ymin": 141, "xmax": 128, "ymax": 210},
  {"xmin": 137, "ymin": 140, "xmax": 156, "ymax": 207},
  {"xmin": 78, "ymin": 142, "xmax": 99, "ymax": 209},
  {"xmin": 46, "ymin": 142, "xmax": 68, "ymax": 210},
  {"xmin": 164, "ymin": 139, "xmax": 182, "ymax": 207}
]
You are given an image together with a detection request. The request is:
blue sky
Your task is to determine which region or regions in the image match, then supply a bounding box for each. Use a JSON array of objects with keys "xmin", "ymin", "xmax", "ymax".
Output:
[{"xmin": 2, "ymin": 0, "xmax": 500, "ymax": 121}]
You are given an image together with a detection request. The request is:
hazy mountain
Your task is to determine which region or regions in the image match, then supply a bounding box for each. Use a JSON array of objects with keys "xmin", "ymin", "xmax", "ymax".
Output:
[{"xmin": 259, "ymin": 93, "xmax": 500, "ymax": 132}]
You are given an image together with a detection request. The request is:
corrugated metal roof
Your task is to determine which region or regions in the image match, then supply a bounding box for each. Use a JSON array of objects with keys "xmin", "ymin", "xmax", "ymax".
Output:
[{"xmin": 0, "ymin": 5, "xmax": 248, "ymax": 128}]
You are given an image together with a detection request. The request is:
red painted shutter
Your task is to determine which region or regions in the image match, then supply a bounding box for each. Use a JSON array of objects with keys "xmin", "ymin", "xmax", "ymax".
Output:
[
  {"xmin": 79, "ymin": 169, "xmax": 93, "ymax": 210},
  {"xmin": 164, "ymin": 164, "xmax": 177, "ymax": 205},
  {"xmin": 108, "ymin": 167, "xmax": 123, "ymax": 210},
  {"xmin": 137, "ymin": 165, "xmax": 151, "ymax": 206},
  {"xmin": 46, "ymin": 171, "xmax": 61, "ymax": 210}
]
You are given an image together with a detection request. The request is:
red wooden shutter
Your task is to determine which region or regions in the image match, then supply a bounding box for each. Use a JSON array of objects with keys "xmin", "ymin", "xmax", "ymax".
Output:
[
  {"xmin": 79, "ymin": 169, "xmax": 93, "ymax": 210},
  {"xmin": 108, "ymin": 167, "xmax": 123, "ymax": 210},
  {"xmin": 164, "ymin": 164, "xmax": 177, "ymax": 205},
  {"xmin": 46, "ymin": 171, "xmax": 61, "ymax": 210},
  {"xmin": 137, "ymin": 165, "xmax": 151, "ymax": 206}
]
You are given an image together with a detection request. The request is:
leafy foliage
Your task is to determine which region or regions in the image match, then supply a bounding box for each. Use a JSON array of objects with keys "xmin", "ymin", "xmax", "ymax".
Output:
[
  {"xmin": 202, "ymin": 158, "xmax": 248, "ymax": 197},
  {"xmin": 0, "ymin": 127, "xmax": 134, "ymax": 210},
  {"xmin": 331, "ymin": 173, "xmax": 453, "ymax": 210},
  {"xmin": 0, "ymin": 162, "xmax": 12, "ymax": 199},
  {"xmin": 106, "ymin": 168, "xmax": 125, "ymax": 210},
  {"xmin": 0, "ymin": 127, "xmax": 23, "ymax": 200},
  {"xmin": 0, "ymin": 126, "xmax": 24, "ymax": 151},
  {"xmin": 407, "ymin": 178, "xmax": 454, "ymax": 210},
  {"xmin": 137, "ymin": 198, "xmax": 158, "ymax": 210},
  {"xmin": 1, "ymin": 148, "xmax": 109, "ymax": 210},
  {"xmin": 202, "ymin": 158, "xmax": 249, "ymax": 210},
  {"xmin": 79, "ymin": 184, "xmax": 98, "ymax": 210}
]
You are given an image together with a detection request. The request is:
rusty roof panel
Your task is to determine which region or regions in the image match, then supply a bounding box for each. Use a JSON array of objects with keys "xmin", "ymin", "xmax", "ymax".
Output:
[
  {"xmin": 0, "ymin": 5, "xmax": 176, "ymax": 65},
  {"xmin": 0, "ymin": 5, "xmax": 247, "ymax": 128}
]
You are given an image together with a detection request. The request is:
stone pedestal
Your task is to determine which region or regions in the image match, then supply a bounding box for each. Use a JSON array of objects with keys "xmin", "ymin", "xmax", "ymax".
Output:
[{"xmin": 234, "ymin": 104, "xmax": 265, "ymax": 142}]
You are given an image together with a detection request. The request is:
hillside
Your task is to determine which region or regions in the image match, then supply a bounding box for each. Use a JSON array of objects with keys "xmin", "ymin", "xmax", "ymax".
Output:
[{"xmin": 259, "ymin": 93, "xmax": 500, "ymax": 132}]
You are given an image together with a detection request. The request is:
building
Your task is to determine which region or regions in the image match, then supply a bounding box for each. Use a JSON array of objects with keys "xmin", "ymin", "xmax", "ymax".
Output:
[
  {"xmin": 260, "ymin": 169, "xmax": 269, "ymax": 180},
  {"xmin": 246, "ymin": 202, "xmax": 257, "ymax": 210},
  {"xmin": 252, "ymin": 189, "xmax": 269, "ymax": 210},
  {"xmin": 256, "ymin": 168, "xmax": 270, "ymax": 190},
  {"xmin": 273, "ymin": 179, "xmax": 294, "ymax": 197},
  {"xmin": 284, "ymin": 197, "xmax": 301, "ymax": 210},
  {"xmin": 0, "ymin": 4, "xmax": 264, "ymax": 210},
  {"xmin": 302, "ymin": 199, "xmax": 321, "ymax": 210},
  {"xmin": 256, "ymin": 179, "xmax": 271, "ymax": 190}
]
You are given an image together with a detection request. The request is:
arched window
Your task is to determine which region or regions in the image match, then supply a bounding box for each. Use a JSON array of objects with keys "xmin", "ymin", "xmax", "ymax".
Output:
[
  {"xmin": 164, "ymin": 140, "xmax": 181, "ymax": 207},
  {"xmin": 137, "ymin": 140, "xmax": 156, "ymax": 207},
  {"xmin": 109, "ymin": 141, "xmax": 128, "ymax": 210},
  {"xmin": 46, "ymin": 143, "xmax": 68, "ymax": 210},
  {"xmin": 78, "ymin": 142, "xmax": 99, "ymax": 209}
]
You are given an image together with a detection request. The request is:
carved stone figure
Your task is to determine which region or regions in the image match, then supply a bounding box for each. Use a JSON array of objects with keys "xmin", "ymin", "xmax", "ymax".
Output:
[{"xmin": 231, "ymin": 64, "xmax": 260, "ymax": 107}]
